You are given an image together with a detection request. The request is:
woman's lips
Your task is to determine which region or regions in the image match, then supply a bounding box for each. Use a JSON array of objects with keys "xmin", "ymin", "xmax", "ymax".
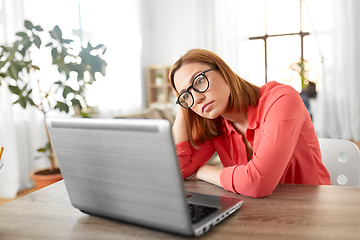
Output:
[{"xmin": 202, "ymin": 101, "xmax": 214, "ymax": 113}]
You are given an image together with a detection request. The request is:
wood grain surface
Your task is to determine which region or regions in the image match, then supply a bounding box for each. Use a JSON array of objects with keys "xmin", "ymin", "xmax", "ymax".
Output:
[{"xmin": 0, "ymin": 180, "xmax": 359, "ymax": 240}]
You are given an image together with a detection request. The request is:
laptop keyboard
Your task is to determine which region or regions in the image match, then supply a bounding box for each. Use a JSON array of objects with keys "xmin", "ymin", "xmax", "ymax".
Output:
[{"xmin": 188, "ymin": 203, "xmax": 218, "ymax": 224}]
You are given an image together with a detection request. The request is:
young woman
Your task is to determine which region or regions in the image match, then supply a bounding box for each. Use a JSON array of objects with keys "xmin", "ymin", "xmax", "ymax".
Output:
[{"xmin": 170, "ymin": 49, "xmax": 330, "ymax": 198}]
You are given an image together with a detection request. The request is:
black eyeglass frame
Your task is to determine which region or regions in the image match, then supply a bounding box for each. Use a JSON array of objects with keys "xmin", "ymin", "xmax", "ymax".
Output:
[{"xmin": 176, "ymin": 68, "xmax": 216, "ymax": 109}]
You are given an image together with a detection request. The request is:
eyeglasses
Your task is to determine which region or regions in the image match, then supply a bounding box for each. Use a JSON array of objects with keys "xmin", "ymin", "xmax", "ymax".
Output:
[{"xmin": 176, "ymin": 68, "xmax": 215, "ymax": 108}]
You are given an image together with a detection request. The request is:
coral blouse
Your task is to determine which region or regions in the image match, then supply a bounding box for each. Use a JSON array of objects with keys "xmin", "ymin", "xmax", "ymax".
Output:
[{"xmin": 175, "ymin": 81, "xmax": 330, "ymax": 198}]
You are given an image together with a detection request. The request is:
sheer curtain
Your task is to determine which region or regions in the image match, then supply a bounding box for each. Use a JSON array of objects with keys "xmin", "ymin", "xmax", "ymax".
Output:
[
  {"xmin": 79, "ymin": 0, "xmax": 143, "ymax": 117},
  {"xmin": 0, "ymin": 0, "xmax": 49, "ymax": 198},
  {"xmin": 201, "ymin": 0, "xmax": 360, "ymax": 141},
  {"xmin": 0, "ymin": 0, "xmax": 143, "ymax": 197},
  {"xmin": 195, "ymin": 0, "xmax": 251, "ymax": 75},
  {"xmin": 305, "ymin": 0, "xmax": 360, "ymax": 141}
]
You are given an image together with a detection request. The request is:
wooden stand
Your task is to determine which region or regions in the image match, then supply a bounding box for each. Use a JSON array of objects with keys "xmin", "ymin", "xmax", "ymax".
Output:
[{"xmin": 146, "ymin": 65, "xmax": 174, "ymax": 107}]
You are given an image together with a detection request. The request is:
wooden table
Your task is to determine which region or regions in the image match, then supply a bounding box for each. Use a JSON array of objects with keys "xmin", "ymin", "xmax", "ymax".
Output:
[{"xmin": 0, "ymin": 180, "xmax": 359, "ymax": 240}]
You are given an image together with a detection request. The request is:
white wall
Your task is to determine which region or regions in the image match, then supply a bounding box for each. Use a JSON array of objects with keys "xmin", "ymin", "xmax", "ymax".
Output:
[{"xmin": 140, "ymin": 0, "xmax": 213, "ymax": 107}]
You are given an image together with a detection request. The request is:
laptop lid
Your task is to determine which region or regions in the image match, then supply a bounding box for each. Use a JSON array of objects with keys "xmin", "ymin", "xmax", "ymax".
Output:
[{"xmin": 46, "ymin": 118, "xmax": 242, "ymax": 236}]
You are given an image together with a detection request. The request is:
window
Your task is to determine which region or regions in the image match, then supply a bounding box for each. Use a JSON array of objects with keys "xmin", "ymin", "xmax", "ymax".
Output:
[{"xmin": 242, "ymin": 0, "xmax": 322, "ymax": 92}]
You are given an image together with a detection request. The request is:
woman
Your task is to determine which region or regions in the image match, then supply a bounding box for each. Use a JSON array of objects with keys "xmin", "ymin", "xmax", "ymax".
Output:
[{"xmin": 170, "ymin": 49, "xmax": 330, "ymax": 198}]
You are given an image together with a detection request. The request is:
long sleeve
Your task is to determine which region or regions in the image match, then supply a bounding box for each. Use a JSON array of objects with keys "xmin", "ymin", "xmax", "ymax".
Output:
[
  {"xmin": 220, "ymin": 85, "xmax": 310, "ymax": 198},
  {"xmin": 175, "ymin": 140, "xmax": 216, "ymax": 179}
]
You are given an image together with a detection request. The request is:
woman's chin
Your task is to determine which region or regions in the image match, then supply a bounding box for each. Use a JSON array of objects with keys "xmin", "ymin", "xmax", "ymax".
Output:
[{"xmin": 201, "ymin": 111, "xmax": 220, "ymax": 120}]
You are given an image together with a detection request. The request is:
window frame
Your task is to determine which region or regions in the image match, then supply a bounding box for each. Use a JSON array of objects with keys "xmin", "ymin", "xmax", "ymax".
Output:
[{"xmin": 249, "ymin": 0, "xmax": 309, "ymax": 83}]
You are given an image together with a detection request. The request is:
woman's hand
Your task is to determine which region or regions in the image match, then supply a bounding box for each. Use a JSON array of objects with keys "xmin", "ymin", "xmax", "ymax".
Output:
[{"xmin": 193, "ymin": 165, "xmax": 224, "ymax": 187}]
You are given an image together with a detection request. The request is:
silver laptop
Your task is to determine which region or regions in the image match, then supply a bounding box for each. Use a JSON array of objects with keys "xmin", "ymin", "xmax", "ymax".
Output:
[{"xmin": 46, "ymin": 118, "xmax": 243, "ymax": 236}]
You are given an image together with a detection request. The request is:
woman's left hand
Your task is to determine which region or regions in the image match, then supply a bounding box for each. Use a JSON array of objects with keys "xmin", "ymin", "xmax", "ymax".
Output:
[{"xmin": 192, "ymin": 165, "xmax": 224, "ymax": 187}]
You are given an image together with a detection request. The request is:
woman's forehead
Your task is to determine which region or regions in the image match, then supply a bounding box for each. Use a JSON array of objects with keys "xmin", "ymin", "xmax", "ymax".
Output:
[{"xmin": 174, "ymin": 62, "xmax": 211, "ymax": 90}]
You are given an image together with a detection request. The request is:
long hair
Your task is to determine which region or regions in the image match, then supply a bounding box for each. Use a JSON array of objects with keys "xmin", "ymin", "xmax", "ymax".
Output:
[{"xmin": 169, "ymin": 49, "xmax": 260, "ymax": 148}]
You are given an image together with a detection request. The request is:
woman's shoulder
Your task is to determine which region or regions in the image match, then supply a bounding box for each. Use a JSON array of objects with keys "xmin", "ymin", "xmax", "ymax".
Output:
[
  {"xmin": 252, "ymin": 81, "xmax": 303, "ymax": 117},
  {"xmin": 257, "ymin": 81, "xmax": 301, "ymax": 107},
  {"xmin": 259, "ymin": 81, "xmax": 298, "ymax": 98}
]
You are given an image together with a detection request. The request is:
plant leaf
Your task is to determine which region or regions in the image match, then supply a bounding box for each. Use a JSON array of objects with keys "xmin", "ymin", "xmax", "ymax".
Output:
[
  {"xmin": 51, "ymin": 48, "xmax": 58, "ymax": 63},
  {"xmin": 8, "ymin": 85, "xmax": 21, "ymax": 94},
  {"xmin": 63, "ymin": 39, "xmax": 73, "ymax": 44},
  {"xmin": 33, "ymin": 34, "xmax": 41, "ymax": 48},
  {"xmin": 55, "ymin": 101, "xmax": 70, "ymax": 113},
  {"xmin": 28, "ymin": 98, "xmax": 36, "ymax": 106},
  {"xmin": 8, "ymin": 43, "xmax": 18, "ymax": 61},
  {"xmin": 45, "ymin": 142, "xmax": 51, "ymax": 150},
  {"xmin": 61, "ymin": 103, "xmax": 70, "ymax": 113},
  {"xmin": 37, "ymin": 148, "xmax": 46, "ymax": 152},
  {"xmin": 0, "ymin": 72, "xmax": 6, "ymax": 78},
  {"xmin": 34, "ymin": 25, "xmax": 43, "ymax": 32},
  {"xmin": 16, "ymin": 32, "xmax": 28, "ymax": 38},
  {"xmin": 0, "ymin": 61, "xmax": 6, "ymax": 69},
  {"xmin": 20, "ymin": 41, "xmax": 32, "ymax": 57},
  {"xmin": 94, "ymin": 44, "xmax": 104, "ymax": 49},
  {"xmin": 50, "ymin": 25, "xmax": 62, "ymax": 40},
  {"xmin": 54, "ymin": 80, "xmax": 63, "ymax": 86},
  {"xmin": 24, "ymin": 20, "xmax": 34, "ymax": 30},
  {"xmin": 62, "ymin": 85, "xmax": 74, "ymax": 98},
  {"xmin": 45, "ymin": 42, "xmax": 53, "ymax": 47},
  {"xmin": 32, "ymin": 65, "xmax": 40, "ymax": 70},
  {"xmin": 71, "ymin": 98, "xmax": 82, "ymax": 110},
  {"xmin": 14, "ymin": 97, "xmax": 27, "ymax": 108},
  {"xmin": 7, "ymin": 65, "xmax": 19, "ymax": 80}
]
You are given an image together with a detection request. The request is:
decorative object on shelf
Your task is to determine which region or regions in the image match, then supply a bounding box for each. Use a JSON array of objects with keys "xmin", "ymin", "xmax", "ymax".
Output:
[
  {"xmin": 155, "ymin": 73, "xmax": 163, "ymax": 86},
  {"xmin": 0, "ymin": 20, "xmax": 107, "ymax": 189},
  {"xmin": 146, "ymin": 65, "xmax": 174, "ymax": 107},
  {"xmin": 0, "ymin": 147, "xmax": 4, "ymax": 176}
]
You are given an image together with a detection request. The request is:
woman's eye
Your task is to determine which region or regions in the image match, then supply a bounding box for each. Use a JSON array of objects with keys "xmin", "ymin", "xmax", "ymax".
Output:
[
  {"xmin": 181, "ymin": 92, "xmax": 190, "ymax": 101},
  {"xmin": 194, "ymin": 76, "xmax": 205, "ymax": 87}
]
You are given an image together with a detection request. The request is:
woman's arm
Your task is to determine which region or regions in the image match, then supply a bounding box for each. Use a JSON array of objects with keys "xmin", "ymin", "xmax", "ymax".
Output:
[
  {"xmin": 172, "ymin": 108, "xmax": 216, "ymax": 178},
  {"xmin": 193, "ymin": 165, "xmax": 223, "ymax": 186},
  {"xmin": 172, "ymin": 108, "xmax": 189, "ymax": 144},
  {"xmin": 221, "ymin": 88, "xmax": 307, "ymax": 198}
]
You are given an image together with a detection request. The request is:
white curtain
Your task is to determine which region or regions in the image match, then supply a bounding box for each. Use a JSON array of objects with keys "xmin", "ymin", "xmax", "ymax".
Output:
[
  {"xmin": 305, "ymin": 0, "xmax": 360, "ymax": 141},
  {"xmin": 0, "ymin": 0, "xmax": 49, "ymax": 198},
  {"xmin": 1, "ymin": 0, "xmax": 143, "ymax": 197},
  {"xmin": 78, "ymin": 0, "xmax": 143, "ymax": 117},
  {"xmin": 195, "ymin": 0, "xmax": 251, "ymax": 76}
]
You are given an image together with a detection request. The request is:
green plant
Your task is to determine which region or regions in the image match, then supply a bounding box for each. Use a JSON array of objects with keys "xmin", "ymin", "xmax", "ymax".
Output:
[
  {"xmin": 288, "ymin": 57, "xmax": 317, "ymax": 98},
  {"xmin": 0, "ymin": 20, "xmax": 107, "ymax": 173},
  {"xmin": 288, "ymin": 57, "xmax": 310, "ymax": 91}
]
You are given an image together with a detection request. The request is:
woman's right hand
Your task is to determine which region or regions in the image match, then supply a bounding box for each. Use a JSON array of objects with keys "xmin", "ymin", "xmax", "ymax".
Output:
[{"xmin": 172, "ymin": 107, "xmax": 189, "ymax": 144}]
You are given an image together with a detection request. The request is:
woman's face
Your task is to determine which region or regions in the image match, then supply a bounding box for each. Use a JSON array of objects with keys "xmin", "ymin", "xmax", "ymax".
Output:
[{"xmin": 174, "ymin": 62, "xmax": 230, "ymax": 119}]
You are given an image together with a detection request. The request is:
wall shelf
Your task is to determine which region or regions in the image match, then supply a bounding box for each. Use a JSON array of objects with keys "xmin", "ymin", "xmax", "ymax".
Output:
[{"xmin": 146, "ymin": 65, "xmax": 175, "ymax": 107}]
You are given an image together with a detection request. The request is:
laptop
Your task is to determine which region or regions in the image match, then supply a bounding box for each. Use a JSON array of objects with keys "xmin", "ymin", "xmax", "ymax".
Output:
[{"xmin": 46, "ymin": 117, "xmax": 243, "ymax": 237}]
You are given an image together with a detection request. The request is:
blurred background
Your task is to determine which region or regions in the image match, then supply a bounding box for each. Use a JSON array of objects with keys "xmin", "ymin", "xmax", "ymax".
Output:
[{"xmin": 0, "ymin": 0, "xmax": 359, "ymax": 199}]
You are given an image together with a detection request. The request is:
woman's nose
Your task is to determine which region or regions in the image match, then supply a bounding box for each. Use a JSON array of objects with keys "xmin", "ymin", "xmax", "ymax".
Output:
[{"xmin": 192, "ymin": 90, "xmax": 205, "ymax": 105}]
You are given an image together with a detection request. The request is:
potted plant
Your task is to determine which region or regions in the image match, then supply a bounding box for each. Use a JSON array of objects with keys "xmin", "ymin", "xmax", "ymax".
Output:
[{"xmin": 0, "ymin": 20, "xmax": 107, "ymax": 189}]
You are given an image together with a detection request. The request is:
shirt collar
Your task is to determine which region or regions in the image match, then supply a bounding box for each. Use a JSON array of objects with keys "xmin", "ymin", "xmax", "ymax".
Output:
[
  {"xmin": 223, "ymin": 118, "xmax": 237, "ymax": 137},
  {"xmin": 222, "ymin": 107, "xmax": 259, "ymax": 137}
]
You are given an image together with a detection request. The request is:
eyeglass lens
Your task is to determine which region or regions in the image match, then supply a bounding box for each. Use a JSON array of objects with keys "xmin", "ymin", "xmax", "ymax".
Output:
[{"xmin": 178, "ymin": 73, "xmax": 209, "ymax": 108}]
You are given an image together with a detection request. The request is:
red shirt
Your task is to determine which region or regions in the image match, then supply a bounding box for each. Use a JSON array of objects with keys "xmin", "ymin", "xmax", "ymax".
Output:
[{"xmin": 176, "ymin": 81, "xmax": 331, "ymax": 198}]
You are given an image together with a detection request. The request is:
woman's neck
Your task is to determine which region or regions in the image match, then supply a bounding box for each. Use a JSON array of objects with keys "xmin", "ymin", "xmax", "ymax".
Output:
[{"xmin": 221, "ymin": 109, "xmax": 248, "ymax": 135}]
